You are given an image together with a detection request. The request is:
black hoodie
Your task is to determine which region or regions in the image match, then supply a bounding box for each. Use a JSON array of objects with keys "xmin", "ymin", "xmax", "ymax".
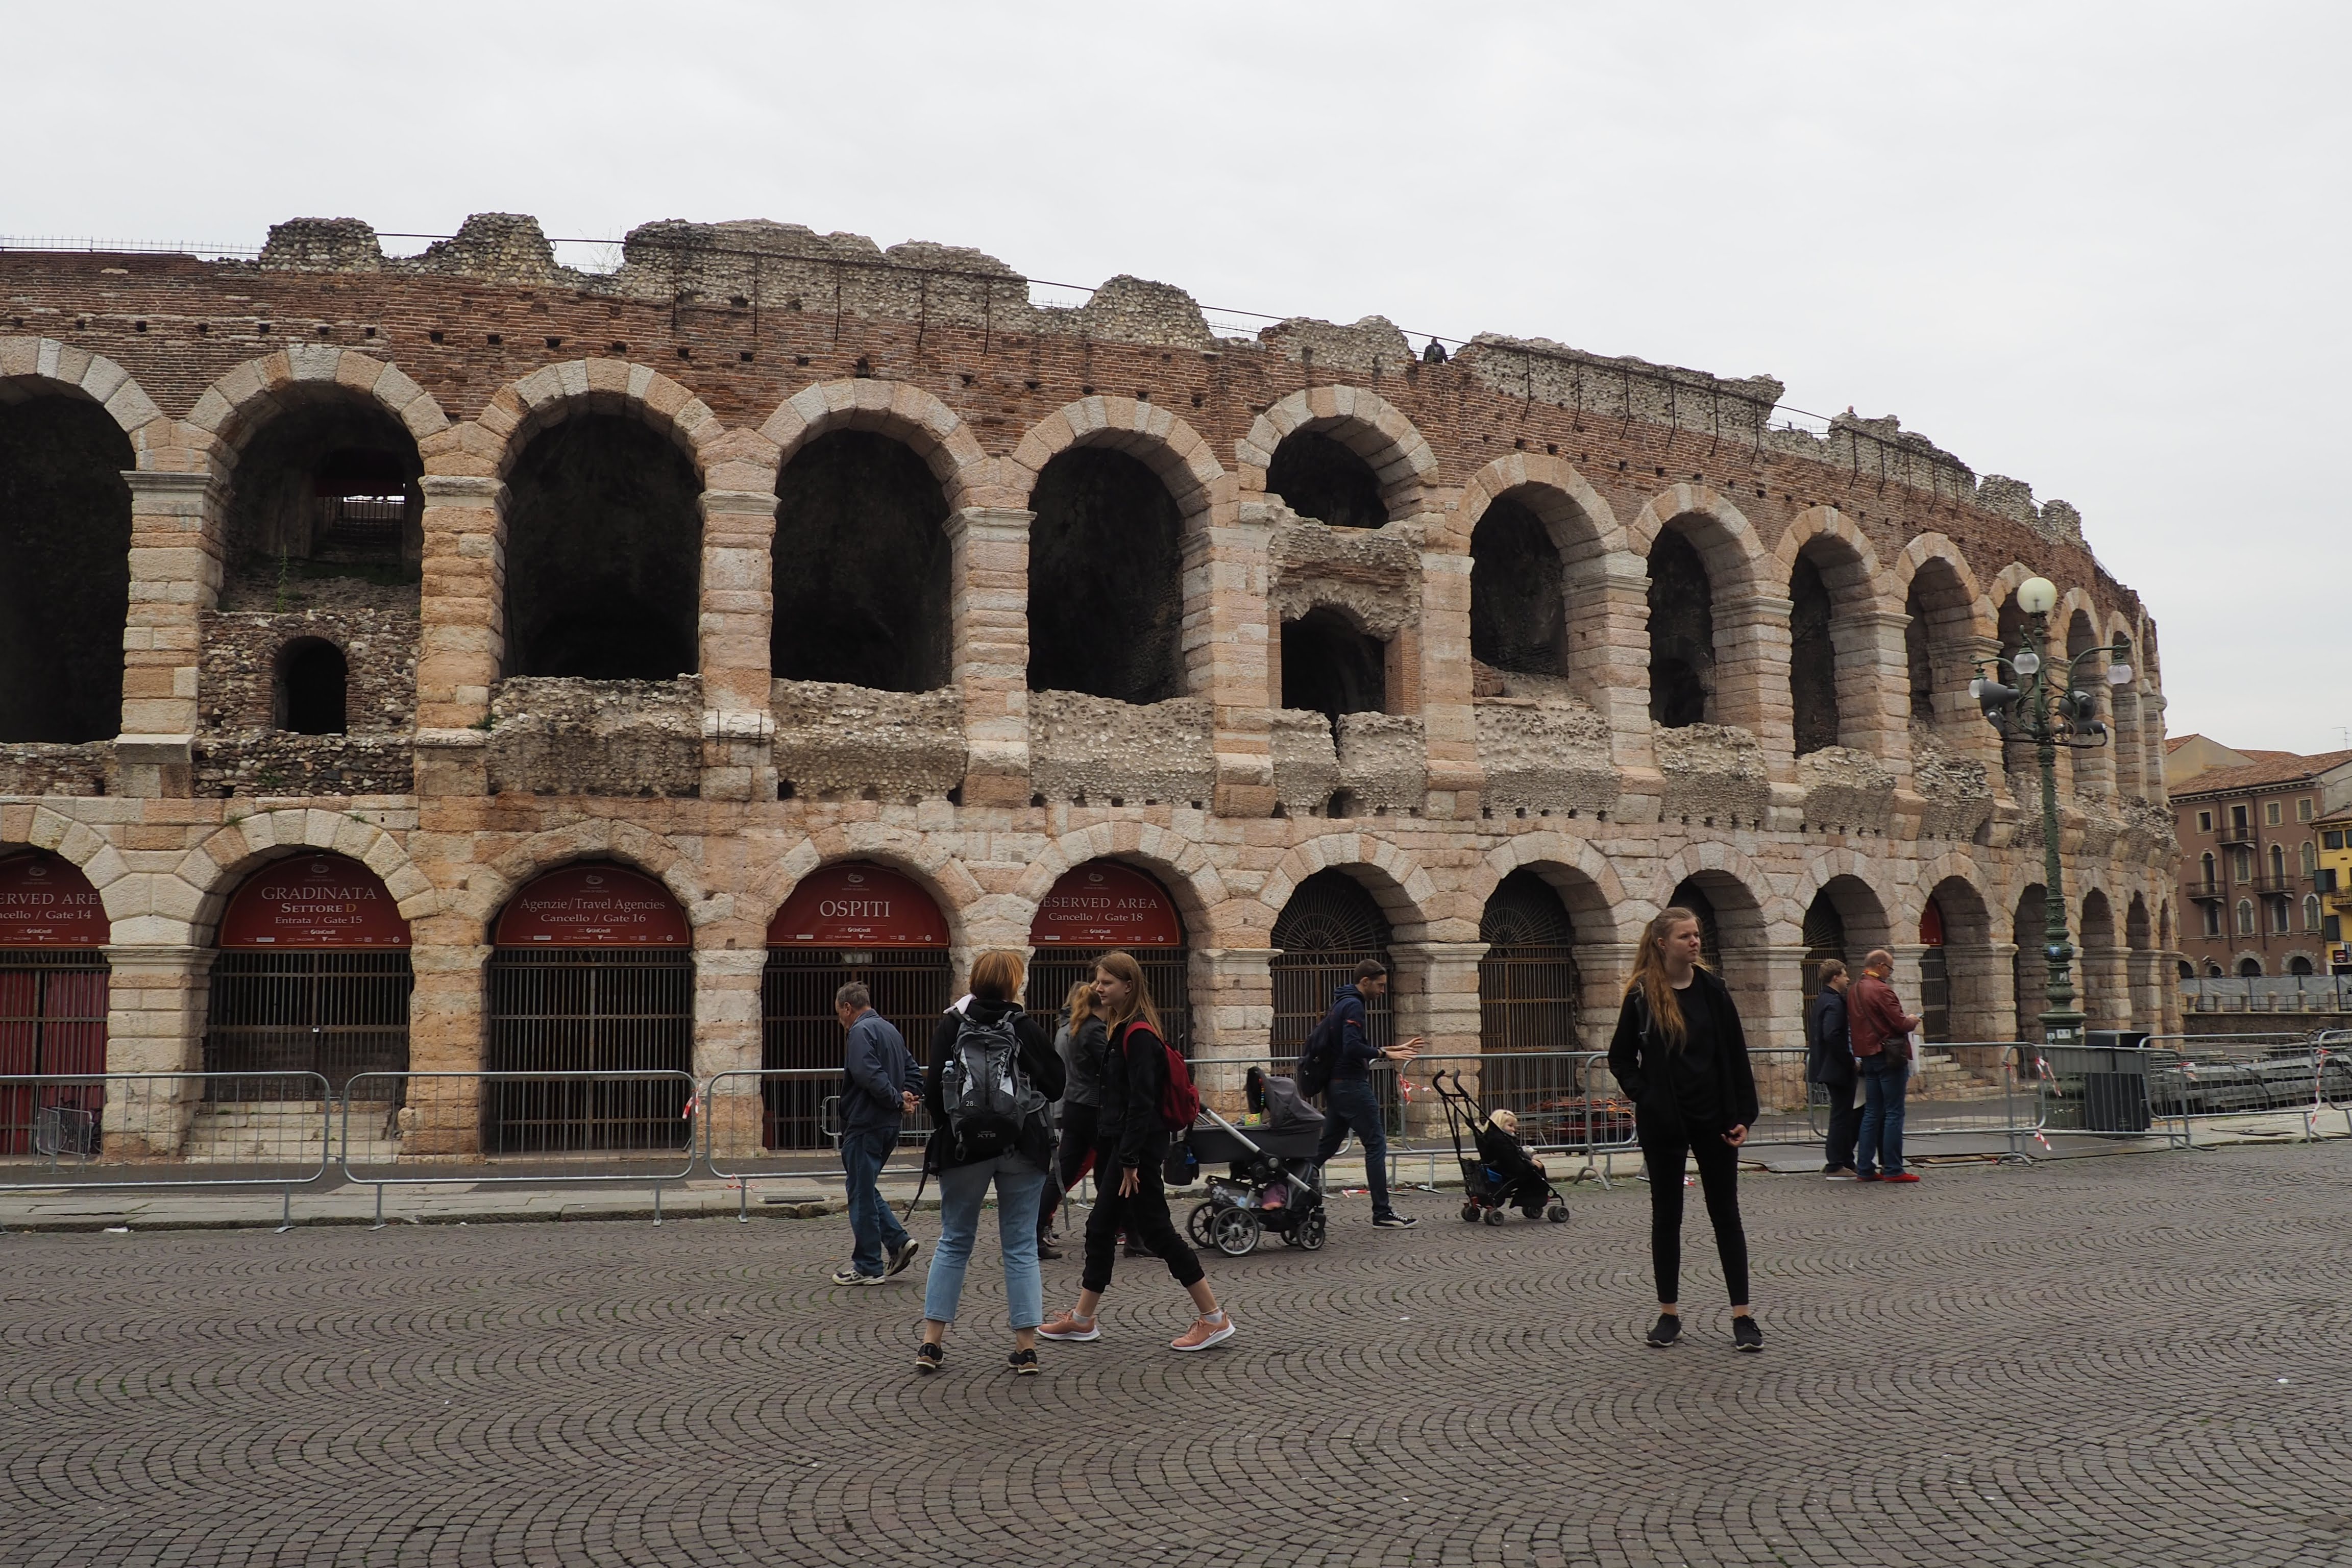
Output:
[
  {"xmin": 1093, "ymin": 1016, "xmax": 1173, "ymax": 1171},
  {"xmin": 1607, "ymin": 966, "xmax": 1761, "ymax": 1136}
]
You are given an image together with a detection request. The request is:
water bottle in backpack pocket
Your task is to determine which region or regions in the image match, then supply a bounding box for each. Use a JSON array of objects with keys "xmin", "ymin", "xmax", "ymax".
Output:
[{"xmin": 937, "ymin": 1007, "xmax": 1047, "ymax": 1164}]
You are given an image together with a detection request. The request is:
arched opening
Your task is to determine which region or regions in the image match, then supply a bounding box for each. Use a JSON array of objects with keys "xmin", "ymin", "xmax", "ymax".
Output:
[
  {"xmin": 1922, "ymin": 878, "xmax": 1999, "ymax": 1064},
  {"xmin": 502, "ymin": 415, "xmax": 702, "ymax": 680},
  {"xmin": 2066, "ymin": 610, "xmax": 2115, "ymax": 793},
  {"xmin": 486, "ymin": 864, "xmax": 694, "ymax": 1150},
  {"xmin": 275, "ymin": 638, "xmax": 348, "ymax": 734},
  {"xmin": 1469, "ymin": 496, "xmax": 1565, "ymax": 678},
  {"xmin": 2126, "ymin": 893, "xmax": 2157, "ymax": 1033},
  {"xmin": 2177, "ymin": 960, "xmax": 2195, "ymax": 981},
  {"xmin": 218, "ymin": 393, "xmax": 423, "ymax": 609},
  {"xmin": 2236, "ymin": 956, "xmax": 2262, "ymax": 978},
  {"xmin": 2013, "ymin": 884, "xmax": 2048, "ymax": 1042},
  {"xmin": 1647, "ymin": 528, "xmax": 1713, "ymax": 727},
  {"xmin": 1270, "ymin": 869, "xmax": 1393, "ymax": 1071},
  {"xmin": 1801, "ymin": 889, "xmax": 1848, "ymax": 999},
  {"xmin": 2080, "ymin": 889, "xmax": 2118, "ymax": 1028},
  {"xmin": 0, "ymin": 392, "xmax": 133, "ymax": 742},
  {"xmin": 1029, "ymin": 861, "xmax": 1190, "ymax": 1055},
  {"xmin": 1267, "ymin": 430, "xmax": 1385, "ymax": 530},
  {"xmin": 762, "ymin": 862, "xmax": 951, "ymax": 1152},
  {"xmin": 202, "ymin": 853, "xmax": 412, "ymax": 1114},
  {"xmin": 1919, "ymin": 896, "xmax": 1949, "ymax": 1043},
  {"xmin": 1476, "ymin": 870, "xmax": 1582, "ymax": 1111},
  {"xmin": 771, "ymin": 431, "xmax": 952, "ymax": 693},
  {"xmin": 2204, "ymin": 961, "xmax": 2223, "ymax": 978},
  {"xmin": 1280, "ymin": 607, "xmax": 1386, "ymax": 729},
  {"xmin": 2288, "ymin": 954, "xmax": 2315, "ymax": 976},
  {"xmin": 1788, "ymin": 553, "xmax": 1840, "ymax": 755},
  {"xmin": 0, "ymin": 850, "xmax": 110, "ymax": 1155},
  {"xmin": 1996, "ymin": 590, "xmax": 2039, "ymax": 781},
  {"xmin": 1026, "ymin": 448, "xmax": 1184, "ymax": 703}
]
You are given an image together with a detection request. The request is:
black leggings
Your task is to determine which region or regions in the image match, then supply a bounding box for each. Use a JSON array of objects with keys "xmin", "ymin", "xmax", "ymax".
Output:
[
  {"xmin": 1081, "ymin": 1149, "xmax": 1204, "ymax": 1294},
  {"xmin": 1637, "ymin": 1118, "xmax": 1750, "ymax": 1307},
  {"xmin": 1037, "ymin": 1104, "xmax": 1101, "ymax": 1235}
]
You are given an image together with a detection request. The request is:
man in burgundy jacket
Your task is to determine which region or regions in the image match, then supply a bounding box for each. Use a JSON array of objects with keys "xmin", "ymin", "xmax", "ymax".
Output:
[{"xmin": 1847, "ymin": 948, "xmax": 1923, "ymax": 1183}]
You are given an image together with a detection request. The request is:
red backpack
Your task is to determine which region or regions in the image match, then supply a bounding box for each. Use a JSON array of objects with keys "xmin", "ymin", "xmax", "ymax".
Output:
[{"xmin": 1123, "ymin": 1020, "xmax": 1201, "ymax": 1131}]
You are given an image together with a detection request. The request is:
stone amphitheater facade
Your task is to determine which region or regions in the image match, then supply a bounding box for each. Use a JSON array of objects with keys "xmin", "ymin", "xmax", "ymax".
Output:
[{"xmin": 0, "ymin": 213, "xmax": 2183, "ymax": 1149}]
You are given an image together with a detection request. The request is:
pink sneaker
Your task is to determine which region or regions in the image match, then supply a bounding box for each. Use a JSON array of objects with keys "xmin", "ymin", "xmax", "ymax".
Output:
[
  {"xmin": 1170, "ymin": 1312, "xmax": 1236, "ymax": 1352},
  {"xmin": 1037, "ymin": 1310, "xmax": 1100, "ymax": 1342}
]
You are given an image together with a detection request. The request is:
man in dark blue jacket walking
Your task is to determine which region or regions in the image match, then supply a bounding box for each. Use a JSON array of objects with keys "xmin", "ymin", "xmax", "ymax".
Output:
[
  {"xmin": 1311, "ymin": 960, "xmax": 1425, "ymax": 1228},
  {"xmin": 831, "ymin": 983, "xmax": 923, "ymax": 1286}
]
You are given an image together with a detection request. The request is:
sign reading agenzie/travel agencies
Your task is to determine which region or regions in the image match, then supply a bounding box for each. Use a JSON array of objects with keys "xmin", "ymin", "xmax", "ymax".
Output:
[
  {"xmin": 218, "ymin": 853, "xmax": 411, "ymax": 948},
  {"xmin": 767, "ymin": 862, "xmax": 948, "ymax": 948},
  {"xmin": 495, "ymin": 864, "xmax": 690, "ymax": 946},
  {"xmin": 0, "ymin": 851, "xmax": 109, "ymax": 947},
  {"xmin": 1028, "ymin": 862, "xmax": 1183, "ymax": 947}
]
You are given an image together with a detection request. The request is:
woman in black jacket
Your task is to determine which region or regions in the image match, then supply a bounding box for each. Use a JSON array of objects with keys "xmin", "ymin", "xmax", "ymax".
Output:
[
  {"xmin": 1033, "ymin": 980, "xmax": 1109, "ymax": 1260},
  {"xmin": 1607, "ymin": 906, "xmax": 1764, "ymax": 1352},
  {"xmin": 916, "ymin": 949, "xmax": 1066, "ymax": 1376},
  {"xmin": 1037, "ymin": 951, "xmax": 1235, "ymax": 1352}
]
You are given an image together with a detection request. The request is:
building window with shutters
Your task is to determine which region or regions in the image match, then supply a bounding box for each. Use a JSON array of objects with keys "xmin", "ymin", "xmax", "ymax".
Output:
[
  {"xmin": 2266, "ymin": 800, "xmax": 2283, "ymax": 826},
  {"xmin": 2299, "ymin": 798, "xmax": 2315, "ymax": 822},
  {"xmin": 2237, "ymin": 899, "xmax": 2255, "ymax": 936},
  {"xmin": 2306, "ymin": 894, "xmax": 2323, "ymax": 932}
]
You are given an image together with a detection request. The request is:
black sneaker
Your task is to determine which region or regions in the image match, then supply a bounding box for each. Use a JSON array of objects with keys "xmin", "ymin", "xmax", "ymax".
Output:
[
  {"xmin": 1646, "ymin": 1313, "xmax": 1683, "ymax": 1348},
  {"xmin": 1007, "ymin": 1348, "xmax": 1039, "ymax": 1376},
  {"xmin": 1371, "ymin": 1212, "xmax": 1418, "ymax": 1229},
  {"xmin": 1733, "ymin": 1316, "xmax": 1763, "ymax": 1353},
  {"xmin": 914, "ymin": 1341, "xmax": 943, "ymax": 1375},
  {"xmin": 1036, "ymin": 1236, "xmax": 1064, "ymax": 1261},
  {"xmin": 886, "ymin": 1239, "xmax": 921, "ymax": 1277}
]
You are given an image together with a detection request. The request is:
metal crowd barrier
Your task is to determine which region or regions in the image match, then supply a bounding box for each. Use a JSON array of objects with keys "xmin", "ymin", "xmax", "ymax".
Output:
[
  {"xmin": 0, "ymin": 1071, "xmax": 331, "ymax": 1229},
  {"xmin": 2134, "ymin": 1034, "xmax": 2352, "ymax": 1144},
  {"xmin": 339, "ymin": 1070, "xmax": 700, "ymax": 1227},
  {"xmin": 701, "ymin": 1067, "xmax": 936, "ymax": 1220}
]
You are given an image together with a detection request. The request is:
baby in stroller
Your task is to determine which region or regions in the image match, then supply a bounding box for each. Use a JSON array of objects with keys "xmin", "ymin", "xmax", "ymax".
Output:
[{"xmin": 1434, "ymin": 1071, "xmax": 1570, "ymax": 1226}]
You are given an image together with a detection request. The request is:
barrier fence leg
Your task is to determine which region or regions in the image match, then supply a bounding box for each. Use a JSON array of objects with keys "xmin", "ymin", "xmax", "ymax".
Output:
[
  {"xmin": 278, "ymin": 1186, "xmax": 294, "ymax": 1234},
  {"xmin": 371, "ymin": 1184, "xmax": 385, "ymax": 1231},
  {"xmin": 739, "ymin": 1181, "xmax": 749, "ymax": 1224},
  {"xmin": 653, "ymin": 1184, "xmax": 664, "ymax": 1227}
]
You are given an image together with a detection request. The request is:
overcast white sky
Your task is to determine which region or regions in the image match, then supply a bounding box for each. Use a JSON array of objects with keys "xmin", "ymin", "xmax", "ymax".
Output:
[{"xmin": 14, "ymin": 2, "xmax": 2347, "ymax": 752}]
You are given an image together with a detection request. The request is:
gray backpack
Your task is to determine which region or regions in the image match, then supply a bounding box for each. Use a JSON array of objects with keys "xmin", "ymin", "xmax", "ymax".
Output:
[{"xmin": 937, "ymin": 1006, "xmax": 1046, "ymax": 1163}]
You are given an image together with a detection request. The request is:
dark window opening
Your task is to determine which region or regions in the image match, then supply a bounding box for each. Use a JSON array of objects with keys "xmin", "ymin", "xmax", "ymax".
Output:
[
  {"xmin": 1668, "ymin": 879, "xmax": 1725, "ymax": 970},
  {"xmin": 1647, "ymin": 529, "xmax": 1713, "ymax": 727},
  {"xmin": 0, "ymin": 395, "xmax": 133, "ymax": 742},
  {"xmin": 277, "ymin": 638, "xmax": 348, "ymax": 734},
  {"xmin": 1800, "ymin": 888, "xmax": 1848, "ymax": 997},
  {"xmin": 1281, "ymin": 607, "xmax": 1385, "ymax": 729},
  {"xmin": 219, "ymin": 395, "xmax": 424, "ymax": 610},
  {"xmin": 1789, "ymin": 552, "xmax": 1840, "ymax": 755},
  {"xmin": 1478, "ymin": 869, "xmax": 1581, "ymax": 1076},
  {"xmin": 1270, "ymin": 869, "xmax": 1392, "ymax": 1071},
  {"xmin": 1267, "ymin": 430, "xmax": 1385, "ymax": 530},
  {"xmin": 771, "ymin": 431, "xmax": 951, "ymax": 692},
  {"xmin": 1026, "ymin": 447, "xmax": 1183, "ymax": 702},
  {"xmin": 1469, "ymin": 496, "xmax": 1565, "ymax": 676},
  {"xmin": 1903, "ymin": 579, "xmax": 1938, "ymax": 721},
  {"xmin": 503, "ymin": 414, "xmax": 703, "ymax": 680}
]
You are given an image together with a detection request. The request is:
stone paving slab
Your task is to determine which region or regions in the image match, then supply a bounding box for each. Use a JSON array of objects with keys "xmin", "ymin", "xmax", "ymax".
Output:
[{"xmin": 4, "ymin": 1143, "xmax": 2350, "ymax": 1566}]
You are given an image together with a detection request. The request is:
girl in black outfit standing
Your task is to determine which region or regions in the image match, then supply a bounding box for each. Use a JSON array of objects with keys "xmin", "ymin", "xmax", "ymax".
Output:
[
  {"xmin": 1607, "ymin": 906, "xmax": 1764, "ymax": 1352},
  {"xmin": 1037, "ymin": 951, "xmax": 1236, "ymax": 1352}
]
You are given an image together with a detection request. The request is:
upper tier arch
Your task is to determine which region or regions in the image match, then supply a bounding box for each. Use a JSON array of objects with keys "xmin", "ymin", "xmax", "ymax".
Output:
[{"xmin": 1236, "ymin": 386, "xmax": 1438, "ymax": 521}]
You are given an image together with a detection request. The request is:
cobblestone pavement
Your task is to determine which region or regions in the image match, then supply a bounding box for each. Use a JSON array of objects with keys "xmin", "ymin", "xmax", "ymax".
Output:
[{"xmin": 3, "ymin": 1146, "xmax": 2349, "ymax": 1568}]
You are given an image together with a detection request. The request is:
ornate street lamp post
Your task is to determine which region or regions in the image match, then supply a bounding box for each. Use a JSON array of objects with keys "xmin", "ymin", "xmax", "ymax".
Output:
[{"xmin": 1970, "ymin": 575, "xmax": 2134, "ymax": 1049}]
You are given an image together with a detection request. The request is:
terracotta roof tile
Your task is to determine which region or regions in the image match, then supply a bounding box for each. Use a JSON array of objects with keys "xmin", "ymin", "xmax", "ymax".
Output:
[{"xmin": 2171, "ymin": 748, "xmax": 2352, "ymax": 798}]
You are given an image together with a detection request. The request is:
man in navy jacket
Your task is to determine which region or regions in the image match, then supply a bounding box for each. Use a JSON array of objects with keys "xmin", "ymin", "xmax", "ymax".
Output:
[
  {"xmin": 1310, "ymin": 960, "xmax": 1425, "ymax": 1228},
  {"xmin": 1805, "ymin": 960, "xmax": 1860, "ymax": 1179},
  {"xmin": 831, "ymin": 983, "xmax": 922, "ymax": 1285}
]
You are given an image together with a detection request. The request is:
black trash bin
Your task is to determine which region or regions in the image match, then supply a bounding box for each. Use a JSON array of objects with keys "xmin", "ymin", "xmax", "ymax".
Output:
[{"xmin": 2081, "ymin": 1035, "xmax": 2152, "ymax": 1132}]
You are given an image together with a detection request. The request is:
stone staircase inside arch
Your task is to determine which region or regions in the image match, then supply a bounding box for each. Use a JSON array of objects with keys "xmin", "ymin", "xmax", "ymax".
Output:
[
  {"xmin": 181, "ymin": 1099, "xmax": 403, "ymax": 1165},
  {"xmin": 1913, "ymin": 1048, "xmax": 2009, "ymax": 1098}
]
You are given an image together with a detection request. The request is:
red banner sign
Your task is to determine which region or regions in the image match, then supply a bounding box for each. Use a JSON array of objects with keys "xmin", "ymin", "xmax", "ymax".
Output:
[
  {"xmin": 219, "ymin": 853, "xmax": 411, "ymax": 949},
  {"xmin": 0, "ymin": 851, "xmax": 109, "ymax": 948},
  {"xmin": 496, "ymin": 864, "xmax": 690, "ymax": 947},
  {"xmin": 1031, "ymin": 862, "xmax": 1184, "ymax": 947},
  {"xmin": 768, "ymin": 862, "xmax": 948, "ymax": 948}
]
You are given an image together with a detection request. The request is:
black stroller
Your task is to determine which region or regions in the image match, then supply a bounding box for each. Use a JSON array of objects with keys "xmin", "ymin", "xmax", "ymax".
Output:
[
  {"xmin": 1175, "ymin": 1068, "xmax": 1328, "ymax": 1256},
  {"xmin": 1433, "ymin": 1070, "xmax": 1570, "ymax": 1226}
]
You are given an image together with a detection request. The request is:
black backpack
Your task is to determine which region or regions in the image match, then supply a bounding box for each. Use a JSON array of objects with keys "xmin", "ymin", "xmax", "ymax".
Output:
[
  {"xmin": 936, "ymin": 1006, "xmax": 1046, "ymax": 1163},
  {"xmin": 1294, "ymin": 1005, "xmax": 1344, "ymax": 1099}
]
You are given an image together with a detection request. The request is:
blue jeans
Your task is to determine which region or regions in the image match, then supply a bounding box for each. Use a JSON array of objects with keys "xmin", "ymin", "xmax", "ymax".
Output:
[
  {"xmin": 1855, "ymin": 1060, "xmax": 1908, "ymax": 1177},
  {"xmin": 1314, "ymin": 1076, "xmax": 1393, "ymax": 1217},
  {"xmin": 841, "ymin": 1126, "xmax": 909, "ymax": 1277},
  {"xmin": 922, "ymin": 1153, "xmax": 1048, "ymax": 1330}
]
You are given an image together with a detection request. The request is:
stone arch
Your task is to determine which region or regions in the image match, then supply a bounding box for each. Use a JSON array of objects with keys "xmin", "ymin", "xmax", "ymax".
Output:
[
  {"xmin": 171, "ymin": 808, "xmax": 434, "ymax": 946},
  {"xmin": 1447, "ymin": 454, "xmax": 1625, "ymax": 557},
  {"xmin": 758, "ymin": 378, "xmax": 995, "ymax": 512},
  {"xmin": 1890, "ymin": 533, "xmax": 1994, "ymax": 638},
  {"xmin": 2060, "ymin": 590, "xmax": 2117, "ymax": 795},
  {"xmin": 1629, "ymin": 485, "xmax": 1769, "ymax": 732},
  {"xmin": 1653, "ymin": 843, "xmax": 1779, "ymax": 946},
  {"xmin": 472, "ymin": 359, "xmax": 726, "ymax": 485},
  {"xmin": 1903, "ymin": 851, "xmax": 1995, "ymax": 936},
  {"xmin": 1009, "ymin": 396, "xmax": 1227, "ymax": 531},
  {"xmin": 1895, "ymin": 534, "xmax": 1996, "ymax": 755},
  {"xmin": 1774, "ymin": 508, "xmax": 1895, "ymax": 757},
  {"xmin": 1236, "ymin": 385, "xmax": 1439, "ymax": 522},
  {"xmin": 1011, "ymin": 823, "xmax": 1231, "ymax": 944},
  {"xmin": 1455, "ymin": 458, "xmax": 1625, "ymax": 699},
  {"xmin": 183, "ymin": 347, "xmax": 449, "ymax": 476},
  {"xmin": 1626, "ymin": 484, "xmax": 1768, "ymax": 588},
  {"xmin": 459, "ymin": 821, "xmax": 717, "ymax": 944},
  {"xmin": 1788, "ymin": 849, "xmax": 1898, "ymax": 950},
  {"xmin": 757, "ymin": 825, "xmax": 992, "ymax": 953},
  {"xmin": 1257, "ymin": 835, "xmax": 1438, "ymax": 944},
  {"xmin": 0, "ymin": 337, "xmax": 172, "ymax": 452},
  {"xmin": 1473, "ymin": 832, "xmax": 1641, "ymax": 944}
]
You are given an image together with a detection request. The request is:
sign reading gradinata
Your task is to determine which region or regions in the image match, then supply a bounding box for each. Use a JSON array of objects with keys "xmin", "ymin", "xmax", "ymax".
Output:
[
  {"xmin": 219, "ymin": 852, "xmax": 411, "ymax": 948},
  {"xmin": 767, "ymin": 862, "xmax": 948, "ymax": 948},
  {"xmin": 0, "ymin": 851, "xmax": 109, "ymax": 947},
  {"xmin": 495, "ymin": 864, "xmax": 690, "ymax": 946},
  {"xmin": 1030, "ymin": 862, "xmax": 1183, "ymax": 947}
]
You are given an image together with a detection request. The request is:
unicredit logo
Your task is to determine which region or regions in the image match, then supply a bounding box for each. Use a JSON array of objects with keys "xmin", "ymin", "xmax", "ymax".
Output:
[
  {"xmin": 846, "ymin": 872, "xmax": 866, "ymax": 885},
  {"xmin": 585, "ymin": 874, "xmax": 604, "ymax": 887}
]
